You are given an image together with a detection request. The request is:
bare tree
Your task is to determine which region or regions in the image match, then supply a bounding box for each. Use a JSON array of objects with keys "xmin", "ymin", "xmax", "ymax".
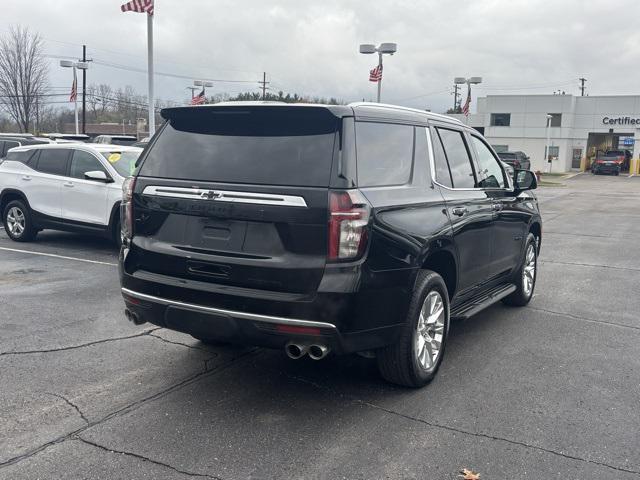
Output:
[
  {"xmin": 0, "ymin": 26, "xmax": 48, "ymax": 132},
  {"xmin": 87, "ymin": 83, "xmax": 113, "ymax": 121}
]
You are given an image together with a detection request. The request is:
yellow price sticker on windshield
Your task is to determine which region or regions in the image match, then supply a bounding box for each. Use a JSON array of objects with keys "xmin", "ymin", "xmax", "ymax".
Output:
[{"xmin": 107, "ymin": 153, "xmax": 121, "ymax": 163}]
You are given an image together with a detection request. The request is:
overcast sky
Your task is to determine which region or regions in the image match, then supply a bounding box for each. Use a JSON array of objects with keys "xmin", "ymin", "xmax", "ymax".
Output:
[{"xmin": 5, "ymin": 0, "xmax": 640, "ymax": 113}]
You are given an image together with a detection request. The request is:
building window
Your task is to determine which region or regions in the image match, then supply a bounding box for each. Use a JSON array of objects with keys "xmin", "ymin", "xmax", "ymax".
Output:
[
  {"xmin": 492, "ymin": 145, "xmax": 509, "ymax": 153},
  {"xmin": 546, "ymin": 145, "xmax": 559, "ymax": 160},
  {"xmin": 490, "ymin": 113, "xmax": 511, "ymax": 126},
  {"xmin": 548, "ymin": 113, "xmax": 562, "ymax": 127}
]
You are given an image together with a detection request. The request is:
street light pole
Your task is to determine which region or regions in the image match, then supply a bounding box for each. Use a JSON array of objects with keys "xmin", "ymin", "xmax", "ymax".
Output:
[
  {"xmin": 73, "ymin": 66, "xmax": 79, "ymax": 134},
  {"xmin": 193, "ymin": 80, "xmax": 214, "ymax": 102},
  {"xmin": 377, "ymin": 52, "xmax": 383, "ymax": 103},
  {"xmin": 61, "ymin": 60, "xmax": 88, "ymax": 135},
  {"xmin": 359, "ymin": 43, "xmax": 397, "ymax": 104},
  {"xmin": 81, "ymin": 45, "xmax": 87, "ymax": 134},
  {"xmin": 545, "ymin": 114, "xmax": 552, "ymax": 173},
  {"xmin": 454, "ymin": 76, "xmax": 482, "ymax": 123}
]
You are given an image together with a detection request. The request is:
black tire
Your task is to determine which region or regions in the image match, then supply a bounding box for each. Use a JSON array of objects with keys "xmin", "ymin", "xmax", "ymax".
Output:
[
  {"xmin": 3, "ymin": 200, "xmax": 37, "ymax": 242},
  {"xmin": 502, "ymin": 233, "xmax": 538, "ymax": 307},
  {"xmin": 113, "ymin": 217, "xmax": 123, "ymax": 248},
  {"xmin": 376, "ymin": 270, "xmax": 449, "ymax": 388}
]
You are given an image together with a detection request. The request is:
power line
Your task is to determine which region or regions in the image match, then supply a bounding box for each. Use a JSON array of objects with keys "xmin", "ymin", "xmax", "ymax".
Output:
[
  {"xmin": 91, "ymin": 58, "xmax": 258, "ymax": 84},
  {"xmin": 391, "ymin": 89, "xmax": 450, "ymax": 103}
]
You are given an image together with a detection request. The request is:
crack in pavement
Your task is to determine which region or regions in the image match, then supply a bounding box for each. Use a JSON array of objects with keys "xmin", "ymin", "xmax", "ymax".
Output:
[
  {"xmin": 279, "ymin": 371, "xmax": 640, "ymax": 477},
  {"xmin": 526, "ymin": 305, "xmax": 640, "ymax": 332},
  {"xmin": 45, "ymin": 392, "xmax": 89, "ymax": 425},
  {"xmin": 147, "ymin": 332, "xmax": 210, "ymax": 352},
  {"xmin": 74, "ymin": 437, "xmax": 223, "ymax": 479},
  {"xmin": 0, "ymin": 348, "xmax": 263, "ymax": 470},
  {"xmin": 0, "ymin": 328, "xmax": 161, "ymax": 357},
  {"xmin": 539, "ymin": 259, "xmax": 640, "ymax": 272}
]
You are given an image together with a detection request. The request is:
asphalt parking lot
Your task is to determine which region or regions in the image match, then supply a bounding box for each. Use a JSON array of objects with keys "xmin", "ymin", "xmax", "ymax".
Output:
[{"xmin": 1, "ymin": 173, "xmax": 639, "ymax": 480}]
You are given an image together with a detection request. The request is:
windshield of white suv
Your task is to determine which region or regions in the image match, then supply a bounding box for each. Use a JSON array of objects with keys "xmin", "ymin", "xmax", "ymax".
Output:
[{"xmin": 101, "ymin": 150, "xmax": 141, "ymax": 177}]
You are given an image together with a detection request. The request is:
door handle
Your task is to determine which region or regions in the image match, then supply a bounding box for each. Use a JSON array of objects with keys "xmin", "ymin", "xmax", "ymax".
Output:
[
  {"xmin": 63, "ymin": 182, "xmax": 74, "ymax": 188},
  {"xmin": 21, "ymin": 175, "xmax": 31, "ymax": 181},
  {"xmin": 492, "ymin": 203, "xmax": 503, "ymax": 211},
  {"xmin": 451, "ymin": 207, "xmax": 468, "ymax": 217}
]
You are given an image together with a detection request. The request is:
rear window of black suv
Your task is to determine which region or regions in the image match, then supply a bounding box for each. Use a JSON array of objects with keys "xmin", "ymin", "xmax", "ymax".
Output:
[{"xmin": 138, "ymin": 106, "xmax": 339, "ymax": 187}]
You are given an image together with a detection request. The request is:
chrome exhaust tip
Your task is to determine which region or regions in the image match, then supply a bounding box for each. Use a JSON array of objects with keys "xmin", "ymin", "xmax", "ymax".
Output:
[
  {"xmin": 285, "ymin": 342, "xmax": 308, "ymax": 360},
  {"xmin": 125, "ymin": 308, "xmax": 146, "ymax": 325},
  {"xmin": 308, "ymin": 344, "xmax": 330, "ymax": 360}
]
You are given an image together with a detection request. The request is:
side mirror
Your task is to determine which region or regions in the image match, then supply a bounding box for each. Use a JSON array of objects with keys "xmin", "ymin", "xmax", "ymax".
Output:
[
  {"xmin": 514, "ymin": 169, "xmax": 537, "ymax": 192},
  {"xmin": 84, "ymin": 170, "xmax": 112, "ymax": 183}
]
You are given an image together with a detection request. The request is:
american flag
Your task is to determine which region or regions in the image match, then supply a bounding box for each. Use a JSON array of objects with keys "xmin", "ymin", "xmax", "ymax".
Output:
[
  {"xmin": 461, "ymin": 83, "xmax": 471, "ymax": 116},
  {"xmin": 120, "ymin": 0, "xmax": 154, "ymax": 15},
  {"xmin": 69, "ymin": 69, "xmax": 77, "ymax": 102},
  {"xmin": 369, "ymin": 64, "xmax": 383, "ymax": 82},
  {"xmin": 191, "ymin": 89, "xmax": 205, "ymax": 105}
]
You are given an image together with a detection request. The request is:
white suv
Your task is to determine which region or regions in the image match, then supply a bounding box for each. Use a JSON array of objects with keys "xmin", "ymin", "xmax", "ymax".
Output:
[{"xmin": 0, "ymin": 143, "xmax": 142, "ymax": 245}]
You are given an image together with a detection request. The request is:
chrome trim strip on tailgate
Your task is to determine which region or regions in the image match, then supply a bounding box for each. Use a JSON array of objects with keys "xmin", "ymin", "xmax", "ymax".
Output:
[
  {"xmin": 121, "ymin": 288, "xmax": 336, "ymax": 330},
  {"xmin": 142, "ymin": 185, "xmax": 307, "ymax": 207}
]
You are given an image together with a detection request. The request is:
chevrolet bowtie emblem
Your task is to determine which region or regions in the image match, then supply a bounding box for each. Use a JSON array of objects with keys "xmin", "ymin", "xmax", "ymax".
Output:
[{"xmin": 200, "ymin": 190, "xmax": 221, "ymax": 200}]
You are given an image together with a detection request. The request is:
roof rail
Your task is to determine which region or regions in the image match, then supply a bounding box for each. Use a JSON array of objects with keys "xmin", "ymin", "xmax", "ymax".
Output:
[{"xmin": 348, "ymin": 102, "xmax": 464, "ymax": 125}]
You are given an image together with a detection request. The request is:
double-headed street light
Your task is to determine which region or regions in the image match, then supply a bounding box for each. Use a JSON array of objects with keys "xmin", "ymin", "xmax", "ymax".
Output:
[
  {"xmin": 60, "ymin": 60, "xmax": 89, "ymax": 134},
  {"xmin": 194, "ymin": 80, "xmax": 213, "ymax": 96},
  {"xmin": 454, "ymin": 77, "xmax": 482, "ymax": 121},
  {"xmin": 359, "ymin": 42, "xmax": 397, "ymax": 103}
]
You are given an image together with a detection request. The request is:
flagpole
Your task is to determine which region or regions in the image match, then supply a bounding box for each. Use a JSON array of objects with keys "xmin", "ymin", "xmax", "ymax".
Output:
[
  {"xmin": 147, "ymin": 11, "xmax": 155, "ymax": 136},
  {"xmin": 73, "ymin": 66, "xmax": 79, "ymax": 135}
]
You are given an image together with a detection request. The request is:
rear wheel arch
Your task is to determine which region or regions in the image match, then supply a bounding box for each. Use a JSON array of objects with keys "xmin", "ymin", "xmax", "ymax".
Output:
[
  {"xmin": 0, "ymin": 189, "xmax": 31, "ymax": 216},
  {"xmin": 529, "ymin": 221, "xmax": 542, "ymax": 251},
  {"xmin": 420, "ymin": 248, "xmax": 457, "ymax": 300}
]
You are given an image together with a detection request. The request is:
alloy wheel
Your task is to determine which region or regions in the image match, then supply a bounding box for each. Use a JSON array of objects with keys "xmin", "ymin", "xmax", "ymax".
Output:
[
  {"xmin": 523, "ymin": 244, "xmax": 536, "ymax": 297},
  {"xmin": 6, "ymin": 207, "xmax": 25, "ymax": 237},
  {"xmin": 415, "ymin": 291, "xmax": 445, "ymax": 370}
]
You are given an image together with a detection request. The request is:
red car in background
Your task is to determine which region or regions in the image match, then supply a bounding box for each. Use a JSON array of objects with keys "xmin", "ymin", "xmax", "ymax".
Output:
[{"xmin": 592, "ymin": 152, "xmax": 622, "ymax": 175}]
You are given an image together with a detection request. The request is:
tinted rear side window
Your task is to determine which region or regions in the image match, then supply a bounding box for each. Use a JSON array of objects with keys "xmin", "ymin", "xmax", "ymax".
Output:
[
  {"xmin": 1, "ymin": 140, "xmax": 20, "ymax": 157},
  {"xmin": 431, "ymin": 128, "xmax": 453, "ymax": 188},
  {"xmin": 35, "ymin": 149, "xmax": 70, "ymax": 176},
  {"xmin": 4, "ymin": 150, "xmax": 32, "ymax": 163},
  {"xmin": 436, "ymin": 128, "xmax": 475, "ymax": 188},
  {"xmin": 356, "ymin": 122, "xmax": 414, "ymax": 187},
  {"xmin": 139, "ymin": 107, "xmax": 339, "ymax": 187}
]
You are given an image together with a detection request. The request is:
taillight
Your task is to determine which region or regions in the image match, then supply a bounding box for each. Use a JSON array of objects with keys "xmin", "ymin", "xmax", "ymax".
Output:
[
  {"xmin": 121, "ymin": 176, "xmax": 136, "ymax": 240},
  {"xmin": 328, "ymin": 190, "xmax": 370, "ymax": 262}
]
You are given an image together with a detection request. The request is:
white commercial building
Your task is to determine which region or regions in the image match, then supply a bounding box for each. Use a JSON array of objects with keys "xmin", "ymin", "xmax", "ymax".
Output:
[{"xmin": 454, "ymin": 94, "xmax": 640, "ymax": 172}]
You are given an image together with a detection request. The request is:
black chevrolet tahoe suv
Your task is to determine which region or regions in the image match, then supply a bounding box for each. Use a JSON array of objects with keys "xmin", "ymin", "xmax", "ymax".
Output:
[{"xmin": 119, "ymin": 102, "xmax": 541, "ymax": 387}]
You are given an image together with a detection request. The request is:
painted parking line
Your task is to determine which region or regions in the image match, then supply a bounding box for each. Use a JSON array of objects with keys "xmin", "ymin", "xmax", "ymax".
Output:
[{"xmin": 0, "ymin": 246, "xmax": 117, "ymax": 266}]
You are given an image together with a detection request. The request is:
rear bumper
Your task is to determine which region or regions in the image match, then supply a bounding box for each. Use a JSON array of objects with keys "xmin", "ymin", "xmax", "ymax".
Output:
[
  {"xmin": 119, "ymin": 250, "xmax": 414, "ymax": 354},
  {"xmin": 593, "ymin": 164, "xmax": 620, "ymax": 173},
  {"xmin": 121, "ymin": 286, "xmax": 404, "ymax": 354}
]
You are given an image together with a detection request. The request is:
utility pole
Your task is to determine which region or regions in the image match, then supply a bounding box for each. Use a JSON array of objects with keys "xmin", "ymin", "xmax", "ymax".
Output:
[
  {"xmin": 452, "ymin": 84, "xmax": 460, "ymax": 111},
  {"xmin": 259, "ymin": 72, "xmax": 269, "ymax": 100},
  {"xmin": 579, "ymin": 77, "xmax": 587, "ymax": 97},
  {"xmin": 81, "ymin": 45, "xmax": 87, "ymax": 134}
]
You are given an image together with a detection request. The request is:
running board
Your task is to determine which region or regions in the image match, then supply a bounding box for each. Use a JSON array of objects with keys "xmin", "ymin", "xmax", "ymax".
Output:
[{"xmin": 450, "ymin": 283, "xmax": 516, "ymax": 320}]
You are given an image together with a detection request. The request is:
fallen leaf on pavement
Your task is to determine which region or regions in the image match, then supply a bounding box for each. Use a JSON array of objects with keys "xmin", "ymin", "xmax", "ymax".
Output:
[{"xmin": 459, "ymin": 468, "xmax": 480, "ymax": 480}]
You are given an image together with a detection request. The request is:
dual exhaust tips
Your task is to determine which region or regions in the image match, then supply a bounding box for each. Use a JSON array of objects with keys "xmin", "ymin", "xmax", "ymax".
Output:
[
  {"xmin": 124, "ymin": 308, "xmax": 146, "ymax": 326},
  {"xmin": 286, "ymin": 342, "xmax": 330, "ymax": 361}
]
